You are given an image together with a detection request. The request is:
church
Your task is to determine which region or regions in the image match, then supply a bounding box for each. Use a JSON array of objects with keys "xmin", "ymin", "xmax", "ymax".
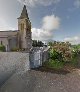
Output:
[{"xmin": 0, "ymin": 5, "xmax": 32, "ymax": 51}]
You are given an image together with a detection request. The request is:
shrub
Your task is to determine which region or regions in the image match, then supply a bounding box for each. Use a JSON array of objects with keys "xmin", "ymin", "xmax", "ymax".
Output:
[
  {"xmin": 52, "ymin": 42, "xmax": 72, "ymax": 62},
  {"xmin": 0, "ymin": 45, "xmax": 6, "ymax": 52},
  {"xmin": 49, "ymin": 49, "xmax": 63, "ymax": 61}
]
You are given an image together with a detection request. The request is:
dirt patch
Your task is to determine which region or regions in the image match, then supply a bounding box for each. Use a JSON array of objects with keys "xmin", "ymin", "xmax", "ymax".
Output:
[
  {"xmin": 33, "ymin": 63, "xmax": 78, "ymax": 75},
  {"xmin": 33, "ymin": 67, "xmax": 70, "ymax": 75}
]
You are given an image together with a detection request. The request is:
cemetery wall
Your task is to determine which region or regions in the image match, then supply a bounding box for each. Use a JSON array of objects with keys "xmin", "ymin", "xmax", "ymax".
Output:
[{"xmin": 0, "ymin": 52, "xmax": 30, "ymax": 86}]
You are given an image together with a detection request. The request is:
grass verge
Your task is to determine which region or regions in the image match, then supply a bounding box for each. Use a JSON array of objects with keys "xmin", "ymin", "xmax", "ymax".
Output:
[{"xmin": 43, "ymin": 59, "xmax": 65, "ymax": 69}]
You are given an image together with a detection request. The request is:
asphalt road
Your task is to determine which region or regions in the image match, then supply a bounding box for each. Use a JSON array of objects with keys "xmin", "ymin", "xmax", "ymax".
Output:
[{"xmin": 0, "ymin": 70, "xmax": 80, "ymax": 92}]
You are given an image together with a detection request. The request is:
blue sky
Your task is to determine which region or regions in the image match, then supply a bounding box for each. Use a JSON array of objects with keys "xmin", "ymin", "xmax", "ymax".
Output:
[{"xmin": 0, "ymin": 0, "xmax": 80, "ymax": 44}]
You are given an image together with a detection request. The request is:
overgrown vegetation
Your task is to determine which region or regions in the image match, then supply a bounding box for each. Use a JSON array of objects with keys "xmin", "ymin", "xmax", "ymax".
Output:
[
  {"xmin": 72, "ymin": 44, "xmax": 80, "ymax": 51},
  {"xmin": 43, "ymin": 41, "xmax": 79, "ymax": 70},
  {"xmin": 43, "ymin": 60, "xmax": 64, "ymax": 69},
  {"xmin": 70, "ymin": 50, "xmax": 79, "ymax": 67},
  {"xmin": 0, "ymin": 45, "xmax": 6, "ymax": 52}
]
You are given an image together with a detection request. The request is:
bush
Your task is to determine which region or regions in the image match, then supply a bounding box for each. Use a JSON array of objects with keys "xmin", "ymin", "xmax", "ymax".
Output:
[
  {"xmin": 70, "ymin": 51, "xmax": 79, "ymax": 67},
  {"xmin": 51, "ymin": 42, "xmax": 72, "ymax": 62},
  {"xmin": 0, "ymin": 45, "xmax": 6, "ymax": 52},
  {"xmin": 72, "ymin": 50, "xmax": 79, "ymax": 57},
  {"xmin": 50, "ymin": 49, "xmax": 63, "ymax": 61},
  {"xmin": 47, "ymin": 49, "xmax": 64, "ymax": 69}
]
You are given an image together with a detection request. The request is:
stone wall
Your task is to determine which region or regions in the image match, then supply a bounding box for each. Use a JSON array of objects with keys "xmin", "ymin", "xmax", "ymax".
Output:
[
  {"xmin": 0, "ymin": 52, "xmax": 30, "ymax": 86},
  {"xmin": 0, "ymin": 48, "xmax": 50, "ymax": 86}
]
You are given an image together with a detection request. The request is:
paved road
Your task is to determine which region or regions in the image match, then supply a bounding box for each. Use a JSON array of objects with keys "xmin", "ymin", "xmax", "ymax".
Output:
[{"xmin": 0, "ymin": 70, "xmax": 80, "ymax": 92}]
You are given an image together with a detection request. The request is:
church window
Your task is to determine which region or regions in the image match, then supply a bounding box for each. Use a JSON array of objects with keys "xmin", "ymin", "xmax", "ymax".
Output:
[
  {"xmin": 22, "ymin": 24, "xmax": 24, "ymax": 30},
  {"xmin": 21, "ymin": 24, "xmax": 23, "ymax": 30},
  {"xmin": 21, "ymin": 23, "xmax": 24, "ymax": 31}
]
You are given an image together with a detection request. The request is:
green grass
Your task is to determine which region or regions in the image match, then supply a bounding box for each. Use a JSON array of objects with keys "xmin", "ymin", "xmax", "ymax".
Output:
[
  {"xmin": 70, "ymin": 56, "xmax": 78, "ymax": 67},
  {"xmin": 43, "ymin": 59, "xmax": 65, "ymax": 69}
]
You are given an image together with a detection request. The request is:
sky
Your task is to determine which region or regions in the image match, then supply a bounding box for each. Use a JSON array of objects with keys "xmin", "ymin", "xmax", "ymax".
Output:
[{"xmin": 0, "ymin": 0, "xmax": 80, "ymax": 44}]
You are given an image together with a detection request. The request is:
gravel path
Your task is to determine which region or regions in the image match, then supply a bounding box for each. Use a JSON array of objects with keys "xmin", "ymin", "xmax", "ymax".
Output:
[{"xmin": 0, "ymin": 70, "xmax": 80, "ymax": 92}]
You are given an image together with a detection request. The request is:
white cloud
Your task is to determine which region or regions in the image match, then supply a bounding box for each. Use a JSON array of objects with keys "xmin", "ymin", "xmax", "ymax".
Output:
[
  {"xmin": 0, "ymin": 18, "xmax": 15, "ymax": 31},
  {"xmin": 32, "ymin": 28, "xmax": 53, "ymax": 41},
  {"xmin": 32, "ymin": 14, "xmax": 60, "ymax": 42},
  {"xmin": 17, "ymin": 0, "xmax": 60, "ymax": 7},
  {"xmin": 74, "ymin": 0, "xmax": 80, "ymax": 8},
  {"xmin": 64, "ymin": 36, "xmax": 80, "ymax": 45},
  {"xmin": 42, "ymin": 15, "xmax": 60, "ymax": 31}
]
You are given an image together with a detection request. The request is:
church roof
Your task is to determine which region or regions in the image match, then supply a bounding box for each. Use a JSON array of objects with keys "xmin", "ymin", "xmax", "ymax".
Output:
[
  {"xmin": 0, "ymin": 30, "xmax": 19, "ymax": 38},
  {"xmin": 0, "ymin": 30, "xmax": 18, "ymax": 32},
  {"xmin": 18, "ymin": 5, "xmax": 29, "ymax": 19}
]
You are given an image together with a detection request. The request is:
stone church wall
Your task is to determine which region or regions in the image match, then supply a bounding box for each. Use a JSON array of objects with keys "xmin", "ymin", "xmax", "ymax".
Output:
[
  {"xmin": 0, "ymin": 37, "xmax": 9, "ymax": 51},
  {"xmin": 0, "ymin": 38, "xmax": 8, "ymax": 46}
]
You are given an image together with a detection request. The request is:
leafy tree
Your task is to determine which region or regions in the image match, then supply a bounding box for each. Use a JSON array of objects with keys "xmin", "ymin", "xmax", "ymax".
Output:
[
  {"xmin": 32, "ymin": 40, "xmax": 44, "ymax": 47},
  {"xmin": 48, "ymin": 42, "xmax": 53, "ymax": 46},
  {"xmin": 32, "ymin": 40, "xmax": 37, "ymax": 47},
  {"xmin": 37, "ymin": 41, "xmax": 44, "ymax": 47}
]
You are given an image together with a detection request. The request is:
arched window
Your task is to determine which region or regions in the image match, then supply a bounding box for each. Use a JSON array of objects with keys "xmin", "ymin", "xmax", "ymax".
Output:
[
  {"xmin": 22, "ymin": 24, "xmax": 24, "ymax": 31},
  {"xmin": 21, "ymin": 24, "xmax": 23, "ymax": 30},
  {"xmin": 21, "ymin": 23, "xmax": 24, "ymax": 31}
]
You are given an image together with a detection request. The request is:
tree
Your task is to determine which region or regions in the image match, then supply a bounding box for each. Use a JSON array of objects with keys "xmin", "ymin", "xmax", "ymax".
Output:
[
  {"xmin": 32, "ymin": 40, "xmax": 44, "ymax": 47},
  {"xmin": 32, "ymin": 40, "xmax": 37, "ymax": 47},
  {"xmin": 48, "ymin": 42, "xmax": 53, "ymax": 46}
]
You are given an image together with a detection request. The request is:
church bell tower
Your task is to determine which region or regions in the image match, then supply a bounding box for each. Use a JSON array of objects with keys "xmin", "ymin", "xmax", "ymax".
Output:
[{"xmin": 18, "ymin": 5, "xmax": 32, "ymax": 50}]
